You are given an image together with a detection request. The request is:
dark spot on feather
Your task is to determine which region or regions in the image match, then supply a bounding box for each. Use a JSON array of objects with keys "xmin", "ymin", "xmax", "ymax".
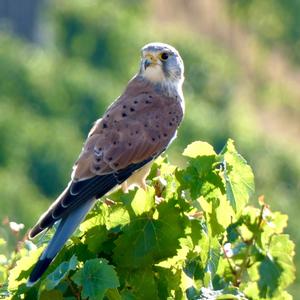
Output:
[
  {"xmin": 106, "ymin": 114, "xmax": 110, "ymax": 118},
  {"xmin": 123, "ymin": 105, "xmax": 127, "ymax": 109},
  {"xmin": 114, "ymin": 163, "xmax": 119, "ymax": 167},
  {"xmin": 108, "ymin": 157, "xmax": 112, "ymax": 161},
  {"xmin": 122, "ymin": 113, "xmax": 127, "ymax": 117},
  {"xmin": 148, "ymin": 95, "xmax": 153, "ymax": 98},
  {"xmin": 94, "ymin": 166, "xmax": 100, "ymax": 171},
  {"xmin": 103, "ymin": 123, "xmax": 107, "ymax": 128},
  {"xmin": 163, "ymin": 133, "xmax": 168, "ymax": 137},
  {"xmin": 128, "ymin": 142, "xmax": 132, "ymax": 146},
  {"xmin": 152, "ymin": 138, "xmax": 155, "ymax": 142},
  {"xmin": 134, "ymin": 100, "xmax": 138, "ymax": 104},
  {"xmin": 145, "ymin": 100, "xmax": 151, "ymax": 104},
  {"xmin": 113, "ymin": 141, "xmax": 117, "ymax": 145},
  {"xmin": 169, "ymin": 122, "xmax": 173, "ymax": 126},
  {"xmin": 169, "ymin": 112, "xmax": 172, "ymax": 114},
  {"xmin": 130, "ymin": 107, "xmax": 135, "ymax": 112},
  {"xmin": 144, "ymin": 124, "xmax": 148, "ymax": 127},
  {"xmin": 156, "ymin": 124, "xmax": 159, "ymax": 128},
  {"xmin": 135, "ymin": 130, "xmax": 139, "ymax": 134}
]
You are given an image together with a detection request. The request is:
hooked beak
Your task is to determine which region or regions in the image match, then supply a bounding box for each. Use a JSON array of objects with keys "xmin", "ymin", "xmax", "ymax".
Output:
[
  {"xmin": 143, "ymin": 54, "xmax": 158, "ymax": 70},
  {"xmin": 144, "ymin": 59, "xmax": 152, "ymax": 70}
]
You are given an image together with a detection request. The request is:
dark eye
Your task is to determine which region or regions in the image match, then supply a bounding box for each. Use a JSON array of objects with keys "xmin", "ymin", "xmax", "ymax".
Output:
[{"xmin": 160, "ymin": 52, "xmax": 169, "ymax": 61}]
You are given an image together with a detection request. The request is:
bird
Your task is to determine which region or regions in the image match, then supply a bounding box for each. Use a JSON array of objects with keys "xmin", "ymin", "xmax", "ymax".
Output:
[{"xmin": 27, "ymin": 42, "xmax": 185, "ymax": 286}]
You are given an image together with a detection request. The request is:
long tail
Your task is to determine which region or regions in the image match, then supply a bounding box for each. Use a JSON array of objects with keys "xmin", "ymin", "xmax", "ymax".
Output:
[{"xmin": 27, "ymin": 198, "xmax": 96, "ymax": 287}]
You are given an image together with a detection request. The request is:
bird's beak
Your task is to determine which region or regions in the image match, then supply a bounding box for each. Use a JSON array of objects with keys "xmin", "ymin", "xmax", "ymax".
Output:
[
  {"xmin": 144, "ymin": 54, "xmax": 158, "ymax": 70},
  {"xmin": 144, "ymin": 59, "xmax": 152, "ymax": 70}
]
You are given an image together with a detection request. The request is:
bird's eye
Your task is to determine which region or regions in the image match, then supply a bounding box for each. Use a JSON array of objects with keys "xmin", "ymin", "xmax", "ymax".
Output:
[{"xmin": 160, "ymin": 52, "xmax": 169, "ymax": 61}]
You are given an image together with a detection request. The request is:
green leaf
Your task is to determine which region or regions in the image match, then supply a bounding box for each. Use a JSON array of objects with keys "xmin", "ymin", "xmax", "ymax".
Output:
[
  {"xmin": 83, "ymin": 225, "xmax": 109, "ymax": 253},
  {"xmin": 256, "ymin": 234, "xmax": 295, "ymax": 298},
  {"xmin": 43, "ymin": 255, "xmax": 78, "ymax": 290},
  {"xmin": 107, "ymin": 205, "xmax": 131, "ymax": 229},
  {"xmin": 154, "ymin": 266, "xmax": 183, "ymax": 299},
  {"xmin": 39, "ymin": 289, "xmax": 64, "ymax": 300},
  {"xmin": 8, "ymin": 247, "xmax": 44, "ymax": 290},
  {"xmin": 131, "ymin": 186, "xmax": 155, "ymax": 216},
  {"xmin": 258, "ymin": 255, "xmax": 283, "ymax": 297},
  {"xmin": 183, "ymin": 141, "xmax": 216, "ymax": 158},
  {"xmin": 113, "ymin": 201, "xmax": 185, "ymax": 268},
  {"xmin": 271, "ymin": 212, "xmax": 288, "ymax": 234},
  {"xmin": 268, "ymin": 234, "xmax": 295, "ymax": 290},
  {"xmin": 120, "ymin": 268, "xmax": 159, "ymax": 300},
  {"xmin": 221, "ymin": 139, "xmax": 254, "ymax": 213},
  {"xmin": 201, "ymin": 195, "xmax": 234, "ymax": 236},
  {"xmin": 105, "ymin": 288, "xmax": 122, "ymax": 300},
  {"xmin": 204, "ymin": 237, "xmax": 221, "ymax": 287},
  {"xmin": 72, "ymin": 258, "xmax": 119, "ymax": 300}
]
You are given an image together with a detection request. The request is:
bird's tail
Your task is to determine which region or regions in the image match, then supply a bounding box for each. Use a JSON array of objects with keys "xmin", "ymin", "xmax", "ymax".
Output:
[{"xmin": 27, "ymin": 198, "xmax": 96, "ymax": 287}]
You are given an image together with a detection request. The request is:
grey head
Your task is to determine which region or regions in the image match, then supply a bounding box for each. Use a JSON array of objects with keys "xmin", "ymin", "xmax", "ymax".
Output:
[{"xmin": 138, "ymin": 42, "xmax": 185, "ymax": 98}]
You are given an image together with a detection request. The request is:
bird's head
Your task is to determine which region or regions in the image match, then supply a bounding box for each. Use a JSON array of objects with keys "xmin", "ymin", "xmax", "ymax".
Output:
[{"xmin": 139, "ymin": 42, "xmax": 184, "ymax": 95}]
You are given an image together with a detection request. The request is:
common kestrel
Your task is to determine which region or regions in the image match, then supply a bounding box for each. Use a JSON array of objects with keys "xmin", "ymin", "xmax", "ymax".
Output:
[{"xmin": 27, "ymin": 42, "xmax": 185, "ymax": 286}]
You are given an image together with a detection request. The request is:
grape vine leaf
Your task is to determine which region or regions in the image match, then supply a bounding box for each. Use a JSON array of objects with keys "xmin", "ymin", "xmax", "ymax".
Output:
[
  {"xmin": 183, "ymin": 141, "xmax": 216, "ymax": 158},
  {"xmin": 221, "ymin": 139, "xmax": 254, "ymax": 213},
  {"xmin": 71, "ymin": 258, "xmax": 119, "ymax": 300},
  {"xmin": 258, "ymin": 234, "xmax": 295, "ymax": 297},
  {"xmin": 113, "ymin": 201, "xmax": 185, "ymax": 268},
  {"xmin": 120, "ymin": 268, "xmax": 159, "ymax": 300}
]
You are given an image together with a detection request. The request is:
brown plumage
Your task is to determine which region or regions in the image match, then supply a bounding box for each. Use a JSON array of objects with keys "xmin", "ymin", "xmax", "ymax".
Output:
[
  {"xmin": 27, "ymin": 42, "xmax": 185, "ymax": 286},
  {"xmin": 29, "ymin": 76, "xmax": 183, "ymax": 238}
]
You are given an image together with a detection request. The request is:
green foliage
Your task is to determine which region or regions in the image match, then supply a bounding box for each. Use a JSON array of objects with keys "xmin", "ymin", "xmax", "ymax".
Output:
[
  {"xmin": 0, "ymin": 0, "xmax": 299, "ymax": 296},
  {"xmin": 0, "ymin": 140, "xmax": 295, "ymax": 299},
  {"xmin": 72, "ymin": 258, "xmax": 119, "ymax": 300}
]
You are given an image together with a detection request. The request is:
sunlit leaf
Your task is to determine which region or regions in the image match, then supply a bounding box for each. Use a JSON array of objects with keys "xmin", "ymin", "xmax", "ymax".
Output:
[
  {"xmin": 221, "ymin": 139, "xmax": 254, "ymax": 213},
  {"xmin": 204, "ymin": 237, "xmax": 221, "ymax": 287},
  {"xmin": 183, "ymin": 141, "xmax": 216, "ymax": 158},
  {"xmin": 113, "ymin": 201, "xmax": 185, "ymax": 268},
  {"xmin": 8, "ymin": 247, "xmax": 44, "ymax": 290},
  {"xmin": 131, "ymin": 186, "xmax": 155, "ymax": 216}
]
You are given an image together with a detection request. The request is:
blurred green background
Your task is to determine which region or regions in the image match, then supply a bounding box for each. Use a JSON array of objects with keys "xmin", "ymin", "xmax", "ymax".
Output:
[{"xmin": 0, "ymin": 0, "xmax": 299, "ymax": 296}]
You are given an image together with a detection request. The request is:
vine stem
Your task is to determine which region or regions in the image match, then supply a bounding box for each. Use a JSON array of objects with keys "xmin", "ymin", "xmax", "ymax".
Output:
[
  {"xmin": 233, "ymin": 203, "xmax": 265, "ymax": 286},
  {"xmin": 66, "ymin": 276, "xmax": 81, "ymax": 300}
]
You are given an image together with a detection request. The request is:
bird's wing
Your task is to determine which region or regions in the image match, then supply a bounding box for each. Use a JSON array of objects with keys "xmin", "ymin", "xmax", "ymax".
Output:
[{"xmin": 29, "ymin": 78, "xmax": 183, "ymax": 238}]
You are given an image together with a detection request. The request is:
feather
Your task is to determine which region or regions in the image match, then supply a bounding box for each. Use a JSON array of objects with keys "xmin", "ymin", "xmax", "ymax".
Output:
[{"xmin": 27, "ymin": 198, "xmax": 95, "ymax": 286}]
